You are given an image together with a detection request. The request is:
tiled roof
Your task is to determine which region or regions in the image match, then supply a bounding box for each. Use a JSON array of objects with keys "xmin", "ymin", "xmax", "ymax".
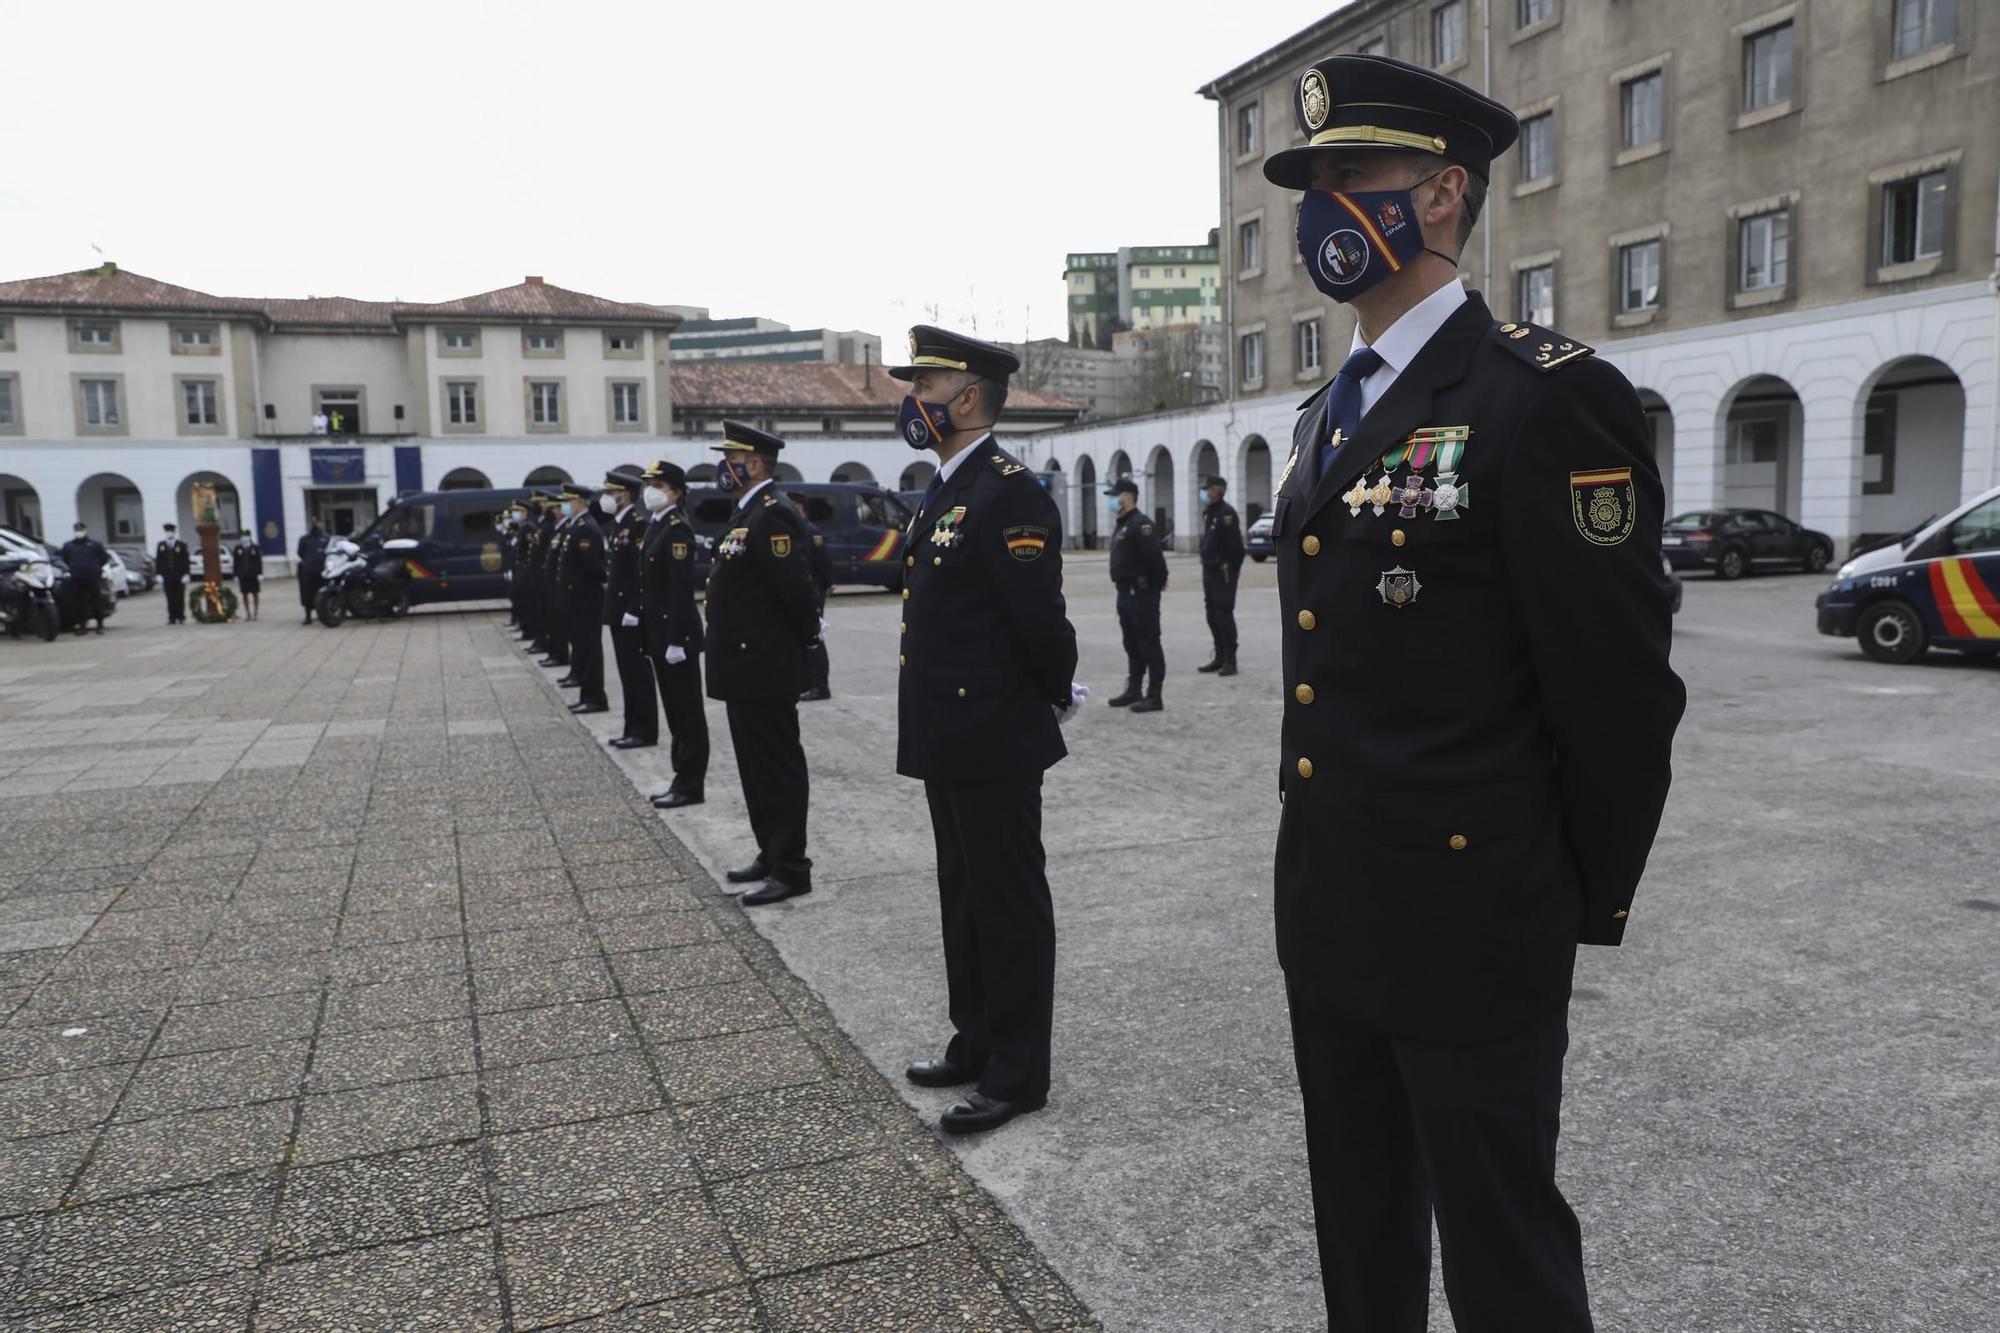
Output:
[
  {"xmin": 671, "ymin": 362, "xmax": 1082, "ymax": 416},
  {"xmin": 0, "ymin": 266, "xmax": 677, "ymax": 331}
]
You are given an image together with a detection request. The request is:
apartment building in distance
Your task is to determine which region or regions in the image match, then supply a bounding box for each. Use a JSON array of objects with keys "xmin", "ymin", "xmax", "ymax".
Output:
[
  {"xmin": 664, "ymin": 312, "xmax": 882, "ymax": 366},
  {"xmin": 1028, "ymin": 0, "xmax": 1997, "ymax": 557},
  {"xmin": 1063, "ymin": 236, "xmax": 1224, "ymax": 347}
]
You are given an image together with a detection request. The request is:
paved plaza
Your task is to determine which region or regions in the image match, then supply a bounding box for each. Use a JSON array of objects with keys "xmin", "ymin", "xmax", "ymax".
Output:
[{"xmin": 3, "ymin": 555, "xmax": 1996, "ymax": 1331}]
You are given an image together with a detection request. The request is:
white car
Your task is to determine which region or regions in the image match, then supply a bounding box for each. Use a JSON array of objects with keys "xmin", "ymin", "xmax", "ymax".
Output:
[{"xmin": 101, "ymin": 547, "xmax": 137, "ymax": 597}]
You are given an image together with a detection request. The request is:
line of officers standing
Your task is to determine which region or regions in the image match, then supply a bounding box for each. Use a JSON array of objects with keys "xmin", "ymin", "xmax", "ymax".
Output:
[{"xmin": 501, "ymin": 456, "xmax": 834, "ymax": 909}]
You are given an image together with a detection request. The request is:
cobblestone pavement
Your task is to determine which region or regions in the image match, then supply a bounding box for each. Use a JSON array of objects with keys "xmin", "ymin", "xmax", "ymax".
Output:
[{"xmin": 0, "ymin": 602, "xmax": 1096, "ymax": 1331}]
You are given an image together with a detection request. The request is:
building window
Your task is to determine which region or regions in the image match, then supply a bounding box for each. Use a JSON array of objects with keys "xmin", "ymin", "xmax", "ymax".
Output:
[
  {"xmin": 1882, "ymin": 171, "xmax": 1946, "ymax": 264},
  {"xmin": 1520, "ymin": 112, "xmax": 1555, "ymax": 183},
  {"xmin": 1738, "ymin": 210, "xmax": 1790, "ymax": 291},
  {"xmin": 1726, "ymin": 416, "xmax": 1780, "ymax": 465},
  {"xmin": 82, "ymin": 378, "xmax": 120, "ymax": 425},
  {"xmin": 1620, "ymin": 239, "xmax": 1662, "ymax": 312},
  {"xmin": 1743, "ymin": 22, "xmax": 1794, "ymax": 111},
  {"xmin": 447, "ymin": 380, "xmax": 479, "ymax": 426},
  {"xmin": 0, "ymin": 318, "xmax": 12, "ymax": 352},
  {"xmin": 1297, "ymin": 319, "xmax": 1322, "ymax": 375},
  {"xmin": 603, "ymin": 330, "xmax": 642, "ymax": 359},
  {"xmin": 440, "ymin": 328, "xmax": 479, "ymax": 355},
  {"xmin": 1239, "ymin": 218, "xmax": 1262, "ymax": 274},
  {"xmin": 0, "ymin": 374, "xmax": 18, "ymax": 431},
  {"xmin": 1240, "ymin": 331, "xmax": 1264, "ymax": 386},
  {"xmin": 69, "ymin": 320, "xmax": 120, "ymax": 353},
  {"xmin": 1621, "ymin": 71, "xmax": 1663, "ymax": 149},
  {"xmin": 1519, "ymin": 264, "xmax": 1556, "ymax": 325},
  {"xmin": 523, "ymin": 329, "xmax": 564, "ymax": 357},
  {"xmin": 181, "ymin": 378, "xmax": 219, "ymax": 427},
  {"xmin": 1518, "ymin": 0, "xmax": 1552, "ymax": 24},
  {"xmin": 529, "ymin": 380, "xmax": 562, "ymax": 427},
  {"xmin": 1433, "ymin": 1, "xmax": 1466, "ymax": 66},
  {"xmin": 172, "ymin": 323, "xmax": 218, "ymax": 353},
  {"xmin": 1236, "ymin": 101, "xmax": 1259, "ymax": 155},
  {"xmin": 610, "ymin": 381, "xmax": 643, "ymax": 428},
  {"xmin": 1894, "ymin": 0, "xmax": 1956, "ymax": 59},
  {"xmin": 1862, "ymin": 392, "xmax": 1897, "ymax": 495}
]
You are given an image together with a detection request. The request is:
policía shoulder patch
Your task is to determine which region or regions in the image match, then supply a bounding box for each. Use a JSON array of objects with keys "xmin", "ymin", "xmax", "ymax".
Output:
[
  {"xmin": 770, "ymin": 534, "xmax": 792, "ymax": 558},
  {"xmin": 671, "ymin": 541, "xmax": 689, "ymax": 560},
  {"xmin": 1570, "ymin": 468, "xmax": 1636, "ymax": 546},
  {"xmin": 1003, "ymin": 524, "xmax": 1049, "ymax": 561}
]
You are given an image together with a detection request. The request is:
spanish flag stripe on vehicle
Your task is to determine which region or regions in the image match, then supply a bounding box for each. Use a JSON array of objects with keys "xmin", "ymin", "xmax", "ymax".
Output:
[
  {"xmin": 406, "ymin": 561, "xmax": 434, "ymax": 580},
  {"xmin": 1935, "ymin": 557, "xmax": 2000, "ymax": 638},
  {"xmin": 1333, "ymin": 194, "xmax": 1402, "ymax": 274},
  {"xmin": 863, "ymin": 531, "xmax": 898, "ymax": 562}
]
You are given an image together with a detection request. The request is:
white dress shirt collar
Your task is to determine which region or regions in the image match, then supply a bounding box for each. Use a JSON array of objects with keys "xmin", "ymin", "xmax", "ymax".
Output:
[
  {"xmin": 934, "ymin": 432, "xmax": 993, "ymax": 488},
  {"xmin": 1349, "ymin": 279, "xmax": 1468, "ymax": 376},
  {"xmin": 733, "ymin": 477, "xmax": 775, "ymax": 512}
]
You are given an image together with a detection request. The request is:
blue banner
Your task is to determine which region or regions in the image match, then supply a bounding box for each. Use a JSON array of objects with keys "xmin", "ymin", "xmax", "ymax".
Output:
[
  {"xmin": 394, "ymin": 445, "xmax": 424, "ymax": 497},
  {"xmin": 251, "ymin": 448, "xmax": 286, "ymax": 556},
  {"xmin": 311, "ymin": 447, "xmax": 366, "ymax": 485}
]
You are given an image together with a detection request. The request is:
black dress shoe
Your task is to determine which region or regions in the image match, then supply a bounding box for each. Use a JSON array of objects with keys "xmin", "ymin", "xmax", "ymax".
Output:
[
  {"xmin": 609, "ymin": 736, "xmax": 655, "ymax": 749},
  {"xmin": 739, "ymin": 879, "xmax": 811, "ymax": 906},
  {"xmin": 555, "ymin": 676, "xmax": 579, "ymax": 688},
  {"xmin": 798, "ymin": 686, "xmax": 831, "ymax": 702},
  {"xmin": 1128, "ymin": 696, "xmax": 1163, "ymax": 713},
  {"xmin": 1106, "ymin": 686, "xmax": 1140, "ymax": 707},
  {"xmin": 651, "ymin": 790, "xmax": 704, "ymax": 809},
  {"xmin": 1217, "ymin": 656, "xmax": 1238, "ymax": 677},
  {"xmin": 906, "ymin": 1058, "xmax": 980, "ymax": 1088},
  {"xmin": 538, "ymin": 656, "xmax": 564, "ymax": 667},
  {"xmin": 940, "ymin": 1092, "xmax": 1045, "ymax": 1135},
  {"xmin": 1196, "ymin": 656, "xmax": 1224, "ymax": 673},
  {"xmin": 724, "ymin": 861, "xmax": 768, "ymax": 884},
  {"xmin": 571, "ymin": 701, "xmax": 608, "ymax": 715}
]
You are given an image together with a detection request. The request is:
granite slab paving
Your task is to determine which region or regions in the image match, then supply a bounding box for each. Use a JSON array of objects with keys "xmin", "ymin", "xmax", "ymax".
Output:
[{"xmin": 0, "ymin": 599, "xmax": 1095, "ymax": 1331}]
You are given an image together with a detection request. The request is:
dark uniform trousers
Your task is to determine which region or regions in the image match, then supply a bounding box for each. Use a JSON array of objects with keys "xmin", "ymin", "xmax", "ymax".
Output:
[
  {"xmin": 569, "ymin": 611, "xmax": 606, "ymax": 705},
  {"xmin": 725, "ymin": 701, "xmax": 810, "ymax": 889},
  {"xmin": 1285, "ymin": 982, "xmax": 1589, "ymax": 1332},
  {"xmin": 1202, "ymin": 565, "xmax": 1238, "ymax": 654},
  {"xmin": 611, "ymin": 622, "xmax": 656, "ymax": 740},
  {"xmin": 804, "ymin": 596, "xmax": 830, "ymax": 694},
  {"xmin": 925, "ymin": 776, "xmax": 1055, "ymax": 1105},
  {"xmin": 654, "ymin": 657, "xmax": 707, "ymax": 794},
  {"xmin": 1115, "ymin": 581, "xmax": 1164, "ymax": 692}
]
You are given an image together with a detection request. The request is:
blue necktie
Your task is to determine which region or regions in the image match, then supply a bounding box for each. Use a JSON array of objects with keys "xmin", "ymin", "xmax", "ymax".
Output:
[{"xmin": 1318, "ymin": 345, "xmax": 1385, "ymax": 481}]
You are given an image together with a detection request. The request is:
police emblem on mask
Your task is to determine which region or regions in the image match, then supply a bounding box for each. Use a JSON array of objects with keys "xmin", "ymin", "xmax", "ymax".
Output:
[
  {"xmin": 1300, "ymin": 69, "xmax": 1330, "ymax": 131},
  {"xmin": 904, "ymin": 415, "xmax": 929, "ymax": 446},
  {"xmin": 1321, "ymin": 231, "xmax": 1369, "ymax": 285}
]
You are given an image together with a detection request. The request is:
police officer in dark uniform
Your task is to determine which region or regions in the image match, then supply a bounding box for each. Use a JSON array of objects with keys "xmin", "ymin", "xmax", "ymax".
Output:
[
  {"xmin": 601, "ymin": 468, "xmax": 658, "ymax": 749},
  {"xmin": 799, "ymin": 518, "xmax": 834, "ymax": 702},
  {"xmin": 59, "ymin": 523, "xmax": 110, "ymax": 634},
  {"xmin": 1105, "ymin": 477, "xmax": 1167, "ymax": 713},
  {"xmin": 539, "ymin": 493, "xmax": 571, "ymax": 671},
  {"xmin": 523, "ymin": 492, "xmax": 557, "ymax": 652},
  {"xmin": 502, "ymin": 500, "xmax": 528, "ymax": 630},
  {"xmin": 1262, "ymin": 54, "xmax": 1686, "ymax": 1330},
  {"xmin": 297, "ymin": 518, "xmax": 330, "ymax": 625},
  {"xmin": 557, "ymin": 485, "xmax": 609, "ymax": 713},
  {"xmin": 639, "ymin": 460, "xmax": 708, "ymax": 809},
  {"xmin": 704, "ymin": 421, "xmax": 819, "ymax": 905},
  {"xmin": 1196, "ymin": 474, "xmax": 1245, "ymax": 675},
  {"xmin": 892, "ymin": 326, "xmax": 1080, "ymax": 1135},
  {"xmin": 155, "ymin": 523, "xmax": 191, "ymax": 625}
]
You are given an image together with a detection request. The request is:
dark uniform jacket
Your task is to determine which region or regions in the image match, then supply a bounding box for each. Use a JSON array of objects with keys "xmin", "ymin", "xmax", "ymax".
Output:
[
  {"xmin": 601, "ymin": 506, "xmax": 646, "ymax": 626},
  {"xmin": 297, "ymin": 530, "xmax": 329, "ymax": 574},
  {"xmin": 1272, "ymin": 292, "xmax": 1685, "ymax": 1043},
  {"xmin": 703, "ymin": 484, "xmax": 818, "ymax": 702},
  {"xmin": 155, "ymin": 538, "xmax": 191, "ymax": 582},
  {"xmin": 1108, "ymin": 507, "xmax": 1168, "ymax": 588},
  {"xmin": 59, "ymin": 537, "xmax": 108, "ymax": 583},
  {"xmin": 640, "ymin": 506, "xmax": 703, "ymax": 658},
  {"xmin": 541, "ymin": 513, "xmax": 568, "ymax": 595},
  {"xmin": 805, "ymin": 523, "xmax": 834, "ymax": 596},
  {"xmin": 558, "ymin": 513, "xmax": 606, "ymax": 602},
  {"xmin": 1200, "ymin": 500, "xmax": 1245, "ymax": 571},
  {"xmin": 231, "ymin": 542, "xmax": 264, "ymax": 579},
  {"xmin": 896, "ymin": 442, "xmax": 1078, "ymax": 781}
]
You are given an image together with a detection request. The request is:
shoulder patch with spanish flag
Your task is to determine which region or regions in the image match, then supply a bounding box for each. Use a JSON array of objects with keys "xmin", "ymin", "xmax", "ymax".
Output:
[
  {"xmin": 1003, "ymin": 525, "xmax": 1049, "ymax": 561},
  {"xmin": 769, "ymin": 533, "xmax": 792, "ymax": 558},
  {"xmin": 1570, "ymin": 468, "xmax": 1635, "ymax": 546}
]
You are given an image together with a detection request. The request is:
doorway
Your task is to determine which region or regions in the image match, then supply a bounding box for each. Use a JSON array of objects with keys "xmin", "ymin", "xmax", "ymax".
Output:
[{"xmin": 309, "ymin": 487, "xmax": 379, "ymax": 537}]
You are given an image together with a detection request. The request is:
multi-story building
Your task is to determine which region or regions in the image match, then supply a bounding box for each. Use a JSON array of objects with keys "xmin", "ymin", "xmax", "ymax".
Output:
[
  {"xmin": 1028, "ymin": 0, "xmax": 1997, "ymax": 557},
  {"xmin": 1063, "ymin": 239, "xmax": 1223, "ymax": 349},
  {"xmin": 1002, "ymin": 339, "xmax": 1128, "ymax": 421},
  {"xmin": 666, "ymin": 314, "xmax": 882, "ymax": 366},
  {"xmin": 1064, "ymin": 253, "xmax": 1123, "ymax": 348}
]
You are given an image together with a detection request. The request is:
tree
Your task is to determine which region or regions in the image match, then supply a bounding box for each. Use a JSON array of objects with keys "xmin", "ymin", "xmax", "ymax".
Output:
[{"xmin": 1128, "ymin": 326, "xmax": 1203, "ymax": 414}]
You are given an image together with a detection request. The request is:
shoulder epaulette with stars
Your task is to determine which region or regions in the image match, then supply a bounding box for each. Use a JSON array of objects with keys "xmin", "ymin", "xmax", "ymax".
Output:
[
  {"xmin": 1493, "ymin": 321, "xmax": 1594, "ymax": 371},
  {"xmin": 762, "ymin": 493, "xmax": 778, "ymax": 506},
  {"xmin": 987, "ymin": 453, "xmax": 1027, "ymax": 477}
]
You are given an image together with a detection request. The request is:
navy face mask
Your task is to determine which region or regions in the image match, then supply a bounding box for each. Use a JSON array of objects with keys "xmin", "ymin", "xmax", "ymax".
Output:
[
  {"xmin": 716, "ymin": 457, "xmax": 752, "ymax": 493},
  {"xmin": 1298, "ymin": 178, "xmax": 1450, "ymax": 302},
  {"xmin": 897, "ymin": 393, "xmax": 957, "ymax": 451}
]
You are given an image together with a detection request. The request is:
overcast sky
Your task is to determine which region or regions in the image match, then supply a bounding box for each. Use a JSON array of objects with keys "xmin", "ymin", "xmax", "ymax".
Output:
[{"xmin": 1, "ymin": 0, "xmax": 1337, "ymax": 348}]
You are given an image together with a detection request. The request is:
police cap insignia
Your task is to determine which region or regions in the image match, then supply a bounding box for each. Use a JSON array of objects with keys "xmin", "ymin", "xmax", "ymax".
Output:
[{"xmin": 1300, "ymin": 68, "xmax": 1330, "ymax": 131}]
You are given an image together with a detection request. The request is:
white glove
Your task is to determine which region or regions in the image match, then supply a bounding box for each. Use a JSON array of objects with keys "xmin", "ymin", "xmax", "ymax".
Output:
[
  {"xmin": 503, "ymin": 570, "xmax": 511, "ymax": 583},
  {"xmin": 665, "ymin": 645, "xmax": 687, "ymax": 665},
  {"xmin": 817, "ymin": 617, "xmax": 830, "ymax": 638},
  {"xmin": 620, "ymin": 612, "xmax": 639, "ymax": 627},
  {"xmin": 1054, "ymin": 682, "xmax": 1090, "ymax": 727}
]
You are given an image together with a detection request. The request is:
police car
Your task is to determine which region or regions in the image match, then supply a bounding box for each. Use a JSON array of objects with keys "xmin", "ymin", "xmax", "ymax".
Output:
[{"xmin": 1815, "ymin": 484, "xmax": 2000, "ymax": 664}]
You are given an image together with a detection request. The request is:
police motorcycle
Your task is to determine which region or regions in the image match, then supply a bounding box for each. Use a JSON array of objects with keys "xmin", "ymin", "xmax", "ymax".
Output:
[
  {"xmin": 314, "ymin": 537, "xmax": 417, "ymax": 627},
  {"xmin": 0, "ymin": 549, "xmax": 61, "ymax": 641}
]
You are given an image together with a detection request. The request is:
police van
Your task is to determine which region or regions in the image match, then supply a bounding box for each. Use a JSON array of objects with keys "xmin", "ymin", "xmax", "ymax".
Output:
[
  {"xmin": 1815, "ymin": 483, "xmax": 2000, "ymax": 664},
  {"xmin": 348, "ymin": 487, "xmax": 530, "ymax": 605},
  {"xmin": 684, "ymin": 482, "xmax": 910, "ymax": 590}
]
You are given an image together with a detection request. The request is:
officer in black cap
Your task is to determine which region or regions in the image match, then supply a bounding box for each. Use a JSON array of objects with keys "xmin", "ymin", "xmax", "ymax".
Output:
[
  {"xmin": 704, "ymin": 421, "xmax": 819, "ymax": 905},
  {"xmin": 638, "ymin": 458, "xmax": 707, "ymax": 809},
  {"xmin": 600, "ymin": 466, "xmax": 657, "ymax": 749},
  {"xmin": 1195, "ymin": 474, "xmax": 1244, "ymax": 675},
  {"xmin": 892, "ymin": 325, "xmax": 1080, "ymax": 1135},
  {"xmin": 537, "ymin": 491, "xmax": 570, "ymax": 670},
  {"xmin": 556, "ymin": 483, "xmax": 609, "ymax": 713},
  {"xmin": 1264, "ymin": 52, "xmax": 1686, "ymax": 1330},
  {"xmin": 1104, "ymin": 476, "xmax": 1167, "ymax": 713},
  {"xmin": 502, "ymin": 499, "xmax": 530, "ymax": 632}
]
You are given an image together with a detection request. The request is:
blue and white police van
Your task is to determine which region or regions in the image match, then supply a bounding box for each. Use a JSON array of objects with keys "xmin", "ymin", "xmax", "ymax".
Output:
[{"xmin": 1815, "ymin": 483, "xmax": 2000, "ymax": 665}]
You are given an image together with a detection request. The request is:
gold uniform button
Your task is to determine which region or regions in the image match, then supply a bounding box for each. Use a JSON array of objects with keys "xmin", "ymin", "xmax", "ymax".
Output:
[
  {"xmin": 933, "ymin": 556, "xmax": 942, "ymax": 566},
  {"xmin": 898, "ymin": 654, "xmax": 907, "ymax": 666},
  {"xmin": 906, "ymin": 555, "xmax": 915, "ymax": 567},
  {"xmin": 1297, "ymin": 610, "xmax": 1317, "ymax": 631},
  {"xmin": 956, "ymin": 687, "xmax": 967, "ymax": 698},
  {"xmin": 1448, "ymin": 834, "xmax": 1468, "ymax": 851},
  {"xmin": 1294, "ymin": 684, "xmax": 1314, "ymax": 705},
  {"xmin": 1391, "ymin": 529, "xmax": 1406, "ymax": 547},
  {"xmin": 1301, "ymin": 535, "xmax": 1320, "ymax": 556},
  {"xmin": 900, "ymin": 622, "xmax": 907, "ymax": 634},
  {"xmin": 1296, "ymin": 757, "xmax": 1314, "ymax": 779},
  {"xmin": 738, "ymin": 642, "xmax": 747, "ymax": 650},
  {"xmin": 1612, "ymin": 908, "xmax": 1629, "ymax": 919},
  {"xmin": 901, "ymin": 588, "xmax": 910, "ymax": 600}
]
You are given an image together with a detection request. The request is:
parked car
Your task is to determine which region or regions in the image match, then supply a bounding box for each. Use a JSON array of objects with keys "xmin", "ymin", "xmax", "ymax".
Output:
[
  {"xmin": 1663, "ymin": 552, "xmax": 1682, "ymax": 614},
  {"xmin": 110, "ymin": 545, "xmax": 155, "ymax": 592},
  {"xmin": 188, "ymin": 546, "xmax": 235, "ymax": 579},
  {"xmin": 1816, "ymin": 483, "xmax": 2000, "ymax": 664},
  {"xmin": 1662, "ymin": 508, "xmax": 1833, "ymax": 580},
  {"xmin": 101, "ymin": 547, "xmax": 134, "ymax": 598},
  {"xmin": 1246, "ymin": 511, "xmax": 1275, "ymax": 562},
  {"xmin": 684, "ymin": 483, "xmax": 911, "ymax": 590}
]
